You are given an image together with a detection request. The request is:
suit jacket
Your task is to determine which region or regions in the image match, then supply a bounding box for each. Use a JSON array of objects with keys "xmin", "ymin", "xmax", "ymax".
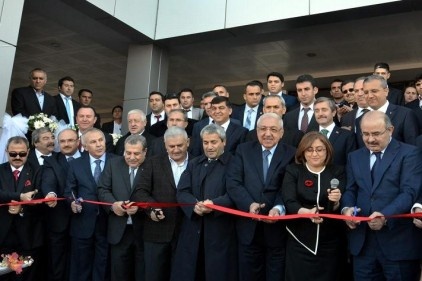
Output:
[
  {"xmin": 114, "ymin": 131, "xmax": 156, "ymax": 156},
  {"xmin": 131, "ymin": 153, "xmax": 187, "ymax": 243},
  {"xmin": 101, "ymin": 121, "xmax": 116, "ymax": 134},
  {"xmin": 54, "ymin": 94, "xmax": 81, "ymax": 124},
  {"xmin": 387, "ymin": 86, "xmax": 404, "ymax": 106},
  {"xmin": 328, "ymin": 126, "xmax": 357, "ymax": 166},
  {"xmin": 340, "ymin": 108, "xmax": 359, "ymax": 131},
  {"xmin": 97, "ymin": 157, "xmax": 144, "ymax": 245},
  {"xmin": 355, "ymin": 104, "xmax": 419, "ymax": 147},
  {"xmin": 231, "ymin": 103, "xmax": 264, "ymax": 130},
  {"xmin": 191, "ymin": 119, "xmax": 248, "ymax": 157},
  {"xmin": 145, "ymin": 112, "xmax": 165, "ymax": 132},
  {"xmin": 246, "ymin": 128, "xmax": 304, "ymax": 147},
  {"xmin": 172, "ymin": 152, "xmax": 237, "ymax": 281},
  {"xmin": 11, "ymin": 86, "xmax": 58, "ymax": 117},
  {"xmin": 226, "ymin": 141, "xmax": 296, "ymax": 245},
  {"xmin": 64, "ymin": 152, "xmax": 114, "ymax": 239},
  {"xmin": 283, "ymin": 106, "xmax": 319, "ymax": 133},
  {"xmin": 282, "ymin": 93, "xmax": 299, "ymax": 112},
  {"xmin": 0, "ymin": 163, "xmax": 43, "ymax": 250},
  {"xmin": 405, "ymin": 99, "xmax": 422, "ymax": 134},
  {"xmin": 342, "ymin": 139, "xmax": 422, "ymax": 260},
  {"xmin": 189, "ymin": 107, "xmax": 204, "ymax": 120},
  {"xmin": 41, "ymin": 153, "xmax": 72, "ymax": 233},
  {"xmin": 149, "ymin": 117, "xmax": 197, "ymax": 137}
]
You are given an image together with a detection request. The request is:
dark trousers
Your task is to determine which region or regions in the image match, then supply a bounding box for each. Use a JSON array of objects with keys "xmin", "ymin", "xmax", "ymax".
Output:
[
  {"xmin": 144, "ymin": 238, "xmax": 177, "ymax": 281},
  {"xmin": 47, "ymin": 229, "xmax": 70, "ymax": 281},
  {"xmin": 110, "ymin": 225, "xmax": 145, "ymax": 281},
  {"xmin": 69, "ymin": 224, "xmax": 109, "ymax": 281},
  {"xmin": 353, "ymin": 231, "xmax": 420, "ymax": 281},
  {"xmin": 238, "ymin": 223, "xmax": 286, "ymax": 281}
]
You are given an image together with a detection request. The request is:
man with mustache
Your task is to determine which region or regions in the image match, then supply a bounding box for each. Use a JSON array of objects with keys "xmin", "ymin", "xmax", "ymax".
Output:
[{"xmin": 313, "ymin": 97, "xmax": 356, "ymax": 166}]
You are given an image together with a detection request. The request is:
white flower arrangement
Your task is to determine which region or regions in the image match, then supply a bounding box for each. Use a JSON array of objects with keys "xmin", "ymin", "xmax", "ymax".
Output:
[
  {"xmin": 27, "ymin": 113, "xmax": 59, "ymax": 133},
  {"xmin": 110, "ymin": 133, "xmax": 122, "ymax": 145}
]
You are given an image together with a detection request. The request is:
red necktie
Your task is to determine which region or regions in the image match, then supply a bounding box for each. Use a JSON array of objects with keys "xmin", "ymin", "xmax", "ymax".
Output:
[{"xmin": 13, "ymin": 170, "xmax": 20, "ymax": 182}]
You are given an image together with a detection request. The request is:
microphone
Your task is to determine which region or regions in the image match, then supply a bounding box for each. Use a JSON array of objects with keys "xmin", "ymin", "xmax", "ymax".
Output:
[{"xmin": 328, "ymin": 178, "xmax": 339, "ymax": 212}]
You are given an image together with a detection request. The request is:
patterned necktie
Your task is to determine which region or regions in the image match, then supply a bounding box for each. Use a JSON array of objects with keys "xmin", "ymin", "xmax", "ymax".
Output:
[
  {"xmin": 262, "ymin": 150, "xmax": 271, "ymax": 181},
  {"xmin": 320, "ymin": 129, "xmax": 329, "ymax": 137},
  {"xmin": 245, "ymin": 109, "xmax": 253, "ymax": 130},
  {"xmin": 93, "ymin": 160, "xmax": 102, "ymax": 184},
  {"xmin": 67, "ymin": 156, "xmax": 74, "ymax": 162},
  {"xmin": 13, "ymin": 170, "xmax": 20, "ymax": 182},
  {"xmin": 130, "ymin": 167, "xmax": 135, "ymax": 189},
  {"xmin": 300, "ymin": 108, "xmax": 310, "ymax": 132},
  {"xmin": 371, "ymin": 152, "xmax": 382, "ymax": 185}
]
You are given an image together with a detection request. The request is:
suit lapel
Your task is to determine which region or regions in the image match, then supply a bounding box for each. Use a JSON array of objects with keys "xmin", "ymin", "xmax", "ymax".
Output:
[
  {"xmin": 162, "ymin": 155, "xmax": 176, "ymax": 189},
  {"xmin": 251, "ymin": 143, "xmax": 266, "ymax": 184},
  {"xmin": 329, "ymin": 126, "xmax": 341, "ymax": 145},
  {"xmin": 16, "ymin": 165, "xmax": 32, "ymax": 193},
  {"xmin": 372, "ymin": 140, "xmax": 399, "ymax": 191},
  {"xmin": 119, "ymin": 160, "xmax": 132, "ymax": 194}
]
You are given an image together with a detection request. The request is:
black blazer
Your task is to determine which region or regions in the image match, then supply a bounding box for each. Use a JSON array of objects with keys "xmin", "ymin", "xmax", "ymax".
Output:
[
  {"xmin": 328, "ymin": 126, "xmax": 357, "ymax": 166},
  {"xmin": 101, "ymin": 121, "xmax": 116, "ymax": 134},
  {"xmin": 405, "ymin": 99, "xmax": 422, "ymax": 134},
  {"xmin": 283, "ymin": 107, "xmax": 319, "ymax": 133},
  {"xmin": 387, "ymin": 86, "xmax": 404, "ymax": 106},
  {"xmin": 231, "ymin": 103, "xmax": 263, "ymax": 130},
  {"xmin": 149, "ymin": 118, "xmax": 197, "ymax": 137},
  {"xmin": 340, "ymin": 108, "xmax": 359, "ymax": 131},
  {"xmin": 54, "ymin": 94, "xmax": 81, "ymax": 124},
  {"xmin": 11, "ymin": 86, "xmax": 58, "ymax": 117}
]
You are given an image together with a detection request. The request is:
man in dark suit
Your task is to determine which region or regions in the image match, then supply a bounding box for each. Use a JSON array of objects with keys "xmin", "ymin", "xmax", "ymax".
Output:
[
  {"xmin": 101, "ymin": 105, "xmax": 123, "ymax": 134},
  {"xmin": 149, "ymin": 93, "xmax": 196, "ymax": 137},
  {"xmin": 267, "ymin": 71, "xmax": 298, "ymax": 111},
  {"xmin": 145, "ymin": 91, "xmax": 165, "ymax": 132},
  {"xmin": 54, "ymin": 76, "xmax": 81, "ymax": 126},
  {"xmin": 11, "ymin": 68, "xmax": 58, "ymax": 118},
  {"xmin": 341, "ymin": 77, "xmax": 371, "ymax": 133},
  {"xmin": 98, "ymin": 135, "xmax": 147, "ymax": 281},
  {"xmin": 27, "ymin": 127, "xmax": 56, "ymax": 173},
  {"xmin": 64, "ymin": 128, "xmax": 115, "ymax": 281},
  {"xmin": 172, "ymin": 124, "xmax": 237, "ymax": 281},
  {"xmin": 132, "ymin": 126, "xmax": 190, "ymax": 281},
  {"xmin": 0, "ymin": 136, "xmax": 43, "ymax": 281},
  {"xmin": 227, "ymin": 113, "xmax": 296, "ymax": 281},
  {"xmin": 314, "ymin": 97, "xmax": 356, "ymax": 166},
  {"xmin": 114, "ymin": 109, "xmax": 155, "ymax": 156},
  {"xmin": 191, "ymin": 96, "xmax": 247, "ymax": 156},
  {"xmin": 231, "ymin": 80, "xmax": 264, "ymax": 131},
  {"xmin": 373, "ymin": 62, "xmax": 403, "ymax": 105},
  {"xmin": 246, "ymin": 95, "xmax": 304, "ymax": 147},
  {"xmin": 78, "ymin": 89, "xmax": 101, "ymax": 129},
  {"xmin": 355, "ymin": 75, "xmax": 419, "ymax": 147},
  {"xmin": 41, "ymin": 128, "xmax": 81, "ymax": 281},
  {"xmin": 76, "ymin": 106, "xmax": 115, "ymax": 153},
  {"xmin": 404, "ymin": 74, "xmax": 422, "ymax": 134},
  {"xmin": 283, "ymin": 74, "xmax": 319, "ymax": 133},
  {"xmin": 342, "ymin": 111, "xmax": 422, "ymax": 280},
  {"xmin": 179, "ymin": 88, "xmax": 204, "ymax": 120}
]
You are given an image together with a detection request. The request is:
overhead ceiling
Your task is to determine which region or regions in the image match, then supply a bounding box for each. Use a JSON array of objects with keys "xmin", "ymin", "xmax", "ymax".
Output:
[{"xmin": 7, "ymin": 0, "xmax": 422, "ymax": 122}]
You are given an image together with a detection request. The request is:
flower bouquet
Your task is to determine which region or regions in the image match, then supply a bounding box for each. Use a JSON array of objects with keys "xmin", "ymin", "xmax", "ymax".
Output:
[
  {"xmin": 0, "ymin": 252, "xmax": 34, "ymax": 275},
  {"xmin": 111, "ymin": 133, "xmax": 122, "ymax": 145},
  {"xmin": 28, "ymin": 113, "xmax": 58, "ymax": 133}
]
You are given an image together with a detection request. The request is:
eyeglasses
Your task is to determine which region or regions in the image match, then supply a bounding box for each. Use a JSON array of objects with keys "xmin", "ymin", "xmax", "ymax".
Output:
[
  {"xmin": 8, "ymin": 151, "xmax": 28, "ymax": 158},
  {"xmin": 361, "ymin": 128, "xmax": 389, "ymax": 138},
  {"xmin": 257, "ymin": 126, "xmax": 281, "ymax": 134},
  {"xmin": 305, "ymin": 146, "xmax": 326, "ymax": 154},
  {"xmin": 342, "ymin": 88, "xmax": 354, "ymax": 94}
]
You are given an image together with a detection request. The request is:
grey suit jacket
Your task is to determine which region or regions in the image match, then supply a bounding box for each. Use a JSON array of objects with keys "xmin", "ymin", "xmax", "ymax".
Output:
[{"xmin": 190, "ymin": 107, "xmax": 204, "ymax": 120}]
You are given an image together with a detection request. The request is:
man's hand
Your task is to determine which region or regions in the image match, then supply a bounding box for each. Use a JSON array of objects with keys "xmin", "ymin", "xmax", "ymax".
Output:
[
  {"xmin": 45, "ymin": 193, "xmax": 57, "ymax": 208},
  {"xmin": 249, "ymin": 202, "xmax": 265, "ymax": 214},
  {"xmin": 20, "ymin": 190, "xmax": 37, "ymax": 201},
  {"xmin": 368, "ymin": 211, "xmax": 385, "ymax": 230},
  {"xmin": 8, "ymin": 200, "xmax": 22, "ymax": 215},
  {"xmin": 261, "ymin": 208, "xmax": 282, "ymax": 224},
  {"xmin": 71, "ymin": 199, "xmax": 83, "ymax": 214},
  {"xmin": 150, "ymin": 208, "xmax": 165, "ymax": 222},
  {"xmin": 343, "ymin": 207, "xmax": 361, "ymax": 229},
  {"xmin": 124, "ymin": 202, "xmax": 138, "ymax": 216},
  {"xmin": 413, "ymin": 207, "xmax": 422, "ymax": 228},
  {"xmin": 112, "ymin": 201, "xmax": 127, "ymax": 216}
]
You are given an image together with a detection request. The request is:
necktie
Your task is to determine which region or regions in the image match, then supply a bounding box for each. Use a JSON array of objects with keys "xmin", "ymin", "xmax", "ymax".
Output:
[
  {"xmin": 300, "ymin": 108, "xmax": 310, "ymax": 132},
  {"xmin": 320, "ymin": 129, "xmax": 329, "ymax": 137},
  {"xmin": 65, "ymin": 97, "xmax": 73, "ymax": 126},
  {"xmin": 262, "ymin": 150, "xmax": 271, "ymax": 181},
  {"xmin": 93, "ymin": 160, "xmax": 102, "ymax": 184},
  {"xmin": 13, "ymin": 170, "xmax": 20, "ymax": 182},
  {"xmin": 67, "ymin": 156, "xmax": 74, "ymax": 162},
  {"xmin": 360, "ymin": 108, "xmax": 370, "ymax": 117},
  {"xmin": 130, "ymin": 167, "xmax": 135, "ymax": 189},
  {"xmin": 183, "ymin": 109, "xmax": 191, "ymax": 113},
  {"xmin": 154, "ymin": 115, "xmax": 161, "ymax": 123},
  {"xmin": 245, "ymin": 109, "xmax": 253, "ymax": 130},
  {"xmin": 371, "ymin": 152, "xmax": 382, "ymax": 185}
]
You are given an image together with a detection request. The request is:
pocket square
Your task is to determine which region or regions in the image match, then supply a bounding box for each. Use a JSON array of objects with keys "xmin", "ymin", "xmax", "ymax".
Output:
[{"xmin": 24, "ymin": 180, "xmax": 31, "ymax": 187}]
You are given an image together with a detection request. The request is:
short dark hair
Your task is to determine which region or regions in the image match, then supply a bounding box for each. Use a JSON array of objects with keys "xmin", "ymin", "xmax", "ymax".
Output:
[
  {"xmin": 178, "ymin": 88, "xmax": 193, "ymax": 96},
  {"xmin": 212, "ymin": 84, "xmax": 228, "ymax": 91},
  {"xmin": 374, "ymin": 62, "xmax": 390, "ymax": 72},
  {"xmin": 340, "ymin": 79, "xmax": 355, "ymax": 90},
  {"xmin": 29, "ymin": 68, "xmax": 47, "ymax": 78},
  {"xmin": 211, "ymin": 96, "xmax": 231, "ymax": 108},
  {"xmin": 414, "ymin": 74, "xmax": 422, "ymax": 83},
  {"xmin": 7, "ymin": 136, "xmax": 29, "ymax": 150},
  {"xmin": 77, "ymin": 105, "xmax": 97, "ymax": 116},
  {"xmin": 330, "ymin": 79, "xmax": 343, "ymax": 86},
  {"xmin": 296, "ymin": 74, "xmax": 316, "ymax": 87},
  {"xmin": 164, "ymin": 93, "xmax": 180, "ymax": 103},
  {"xmin": 58, "ymin": 76, "xmax": 75, "ymax": 87},
  {"xmin": 246, "ymin": 80, "xmax": 263, "ymax": 90},
  {"xmin": 266, "ymin": 72, "xmax": 284, "ymax": 83},
  {"xmin": 149, "ymin": 91, "xmax": 164, "ymax": 100},
  {"xmin": 78, "ymin": 89, "xmax": 93, "ymax": 98},
  {"xmin": 296, "ymin": 131, "xmax": 334, "ymax": 165},
  {"xmin": 112, "ymin": 105, "xmax": 123, "ymax": 114}
]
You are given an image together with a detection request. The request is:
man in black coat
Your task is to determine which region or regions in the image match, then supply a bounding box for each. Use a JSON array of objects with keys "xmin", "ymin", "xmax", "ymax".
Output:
[{"xmin": 54, "ymin": 76, "xmax": 81, "ymax": 126}]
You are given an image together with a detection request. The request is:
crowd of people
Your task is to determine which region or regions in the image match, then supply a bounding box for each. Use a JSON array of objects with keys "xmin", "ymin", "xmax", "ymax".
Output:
[{"xmin": 1, "ymin": 63, "xmax": 422, "ymax": 281}]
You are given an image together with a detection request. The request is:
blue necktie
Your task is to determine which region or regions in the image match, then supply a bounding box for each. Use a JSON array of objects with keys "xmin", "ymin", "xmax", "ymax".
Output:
[
  {"xmin": 65, "ymin": 97, "xmax": 73, "ymax": 126},
  {"xmin": 371, "ymin": 152, "xmax": 382, "ymax": 185},
  {"xmin": 263, "ymin": 150, "xmax": 271, "ymax": 181},
  {"xmin": 245, "ymin": 109, "xmax": 253, "ymax": 130},
  {"xmin": 130, "ymin": 168, "xmax": 135, "ymax": 189},
  {"xmin": 93, "ymin": 160, "xmax": 102, "ymax": 184}
]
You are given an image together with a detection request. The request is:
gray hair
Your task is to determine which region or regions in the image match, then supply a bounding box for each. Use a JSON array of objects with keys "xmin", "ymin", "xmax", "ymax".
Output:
[
  {"xmin": 168, "ymin": 109, "xmax": 188, "ymax": 122},
  {"xmin": 32, "ymin": 127, "xmax": 53, "ymax": 145},
  {"xmin": 201, "ymin": 91, "xmax": 217, "ymax": 100},
  {"xmin": 164, "ymin": 126, "xmax": 188, "ymax": 142},
  {"xmin": 364, "ymin": 75, "xmax": 388, "ymax": 89},
  {"xmin": 7, "ymin": 136, "xmax": 29, "ymax": 150},
  {"xmin": 354, "ymin": 76, "xmax": 366, "ymax": 83},
  {"xmin": 314, "ymin": 97, "xmax": 336, "ymax": 112},
  {"xmin": 257, "ymin": 112, "xmax": 283, "ymax": 128},
  {"xmin": 263, "ymin": 94, "xmax": 286, "ymax": 107},
  {"xmin": 81, "ymin": 128, "xmax": 105, "ymax": 146},
  {"xmin": 127, "ymin": 109, "xmax": 146, "ymax": 122},
  {"xmin": 200, "ymin": 124, "xmax": 226, "ymax": 141},
  {"xmin": 125, "ymin": 134, "xmax": 147, "ymax": 150}
]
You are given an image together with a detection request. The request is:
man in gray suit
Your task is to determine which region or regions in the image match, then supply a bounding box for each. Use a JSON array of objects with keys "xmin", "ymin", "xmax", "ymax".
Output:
[
  {"xmin": 98, "ymin": 134, "xmax": 147, "ymax": 281},
  {"xmin": 179, "ymin": 88, "xmax": 204, "ymax": 120}
]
